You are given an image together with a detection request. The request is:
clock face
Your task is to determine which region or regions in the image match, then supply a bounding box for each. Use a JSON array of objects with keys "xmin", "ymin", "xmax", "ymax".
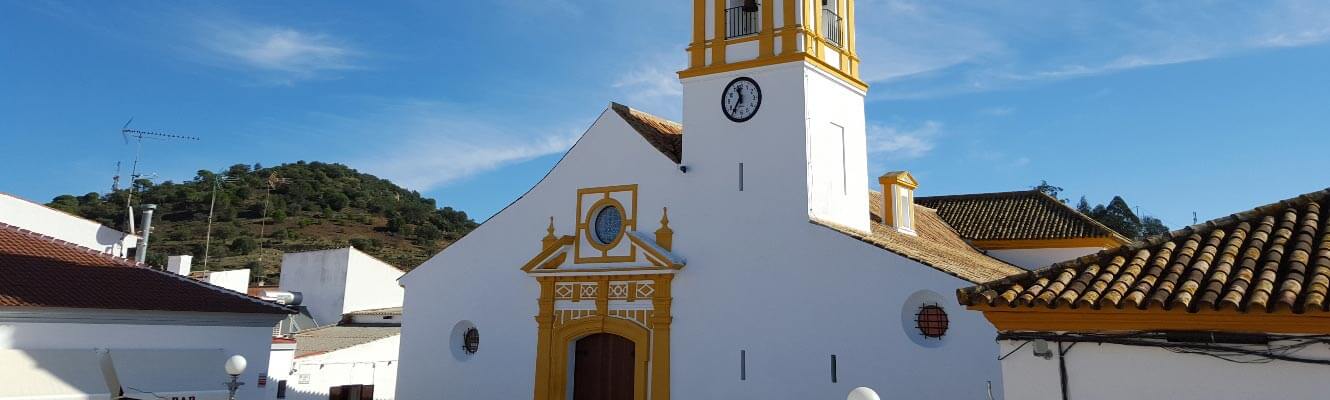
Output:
[{"xmin": 721, "ymin": 77, "xmax": 761, "ymax": 122}]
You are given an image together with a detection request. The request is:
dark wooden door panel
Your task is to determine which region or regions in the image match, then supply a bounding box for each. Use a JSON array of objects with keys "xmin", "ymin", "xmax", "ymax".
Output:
[{"xmin": 573, "ymin": 333, "xmax": 635, "ymax": 400}]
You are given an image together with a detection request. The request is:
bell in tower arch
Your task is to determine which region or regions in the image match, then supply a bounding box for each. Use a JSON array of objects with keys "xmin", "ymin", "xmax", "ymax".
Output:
[{"xmin": 742, "ymin": 0, "xmax": 758, "ymax": 12}]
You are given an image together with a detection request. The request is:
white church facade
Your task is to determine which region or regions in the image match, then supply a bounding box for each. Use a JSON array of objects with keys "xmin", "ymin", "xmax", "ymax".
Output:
[{"xmin": 397, "ymin": 1, "xmax": 1119, "ymax": 399}]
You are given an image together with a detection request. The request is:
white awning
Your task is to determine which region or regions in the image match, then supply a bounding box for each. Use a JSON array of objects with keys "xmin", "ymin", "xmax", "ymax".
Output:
[
  {"xmin": 0, "ymin": 349, "xmax": 114, "ymax": 400},
  {"xmin": 107, "ymin": 349, "xmax": 230, "ymax": 400}
]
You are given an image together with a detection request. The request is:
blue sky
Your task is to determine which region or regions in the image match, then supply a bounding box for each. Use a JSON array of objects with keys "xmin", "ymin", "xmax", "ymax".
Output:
[{"xmin": 3, "ymin": 1, "xmax": 1329, "ymax": 229}]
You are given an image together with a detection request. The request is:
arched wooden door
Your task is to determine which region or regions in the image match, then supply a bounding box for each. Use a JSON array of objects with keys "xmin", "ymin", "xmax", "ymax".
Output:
[{"xmin": 572, "ymin": 333, "xmax": 635, "ymax": 400}]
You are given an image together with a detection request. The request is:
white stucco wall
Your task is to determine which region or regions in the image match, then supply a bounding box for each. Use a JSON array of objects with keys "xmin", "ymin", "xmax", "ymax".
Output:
[
  {"xmin": 341, "ymin": 248, "xmax": 405, "ymax": 316},
  {"xmin": 986, "ymin": 247, "xmax": 1106, "ymax": 270},
  {"xmin": 0, "ymin": 311, "xmax": 280, "ymax": 400},
  {"xmin": 205, "ymin": 269, "xmax": 252, "ymax": 294},
  {"xmin": 397, "ymin": 67, "xmax": 1005, "ymax": 399},
  {"xmin": 266, "ymin": 342, "xmax": 296, "ymax": 399},
  {"xmin": 998, "ymin": 338, "xmax": 1330, "ymax": 399},
  {"xmin": 278, "ymin": 248, "xmax": 404, "ymax": 328},
  {"xmin": 289, "ymin": 335, "xmax": 400, "ymax": 400},
  {"xmin": 0, "ymin": 193, "xmax": 138, "ymax": 258},
  {"xmin": 280, "ymin": 249, "xmax": 351, "ymax": 327}
]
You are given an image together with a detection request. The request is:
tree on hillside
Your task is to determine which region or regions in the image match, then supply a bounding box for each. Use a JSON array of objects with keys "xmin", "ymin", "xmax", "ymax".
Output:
[
  {"xmin": 1031, "ymin": 180, "xmax": 1068, "ymax": 203},
  {"xmin": 46, "ymin": 161, "xmax": 479, "ymax": 271},
  {"xmin": 1038, "ymin": 180, "xmax": 1171, "ymax": 240}
]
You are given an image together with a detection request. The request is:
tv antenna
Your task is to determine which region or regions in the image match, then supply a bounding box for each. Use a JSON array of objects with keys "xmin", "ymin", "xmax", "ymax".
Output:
[
  {"xmin": 118, "ymin": 118, "xmax": 200, "ymax": 234},
  {"xmin": 257, "ymin": 172, "xmax": 292, "ymax": 266}
]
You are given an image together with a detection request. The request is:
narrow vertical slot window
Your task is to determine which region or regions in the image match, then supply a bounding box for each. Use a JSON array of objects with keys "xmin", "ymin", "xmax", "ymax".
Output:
[
  {"xmin": 830, "ymin": 354, "xmax": 838, "ymax": 383},
  {"xmin": 740, "ymin": 350, "xmax": 747, "ymax": 381},
  {"xmin": 739, "ymin": 162, "xmax": 745, "ymax": 191}
]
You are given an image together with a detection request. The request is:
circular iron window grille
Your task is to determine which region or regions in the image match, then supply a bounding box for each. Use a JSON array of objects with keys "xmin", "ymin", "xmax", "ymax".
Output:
[
  {"xmin": 462, "ymin": 327, "xmax": 480, "ymax": 354},
  {"xmin": 915, "ymin": 304, "xmax": 949, "ymax": 339}
]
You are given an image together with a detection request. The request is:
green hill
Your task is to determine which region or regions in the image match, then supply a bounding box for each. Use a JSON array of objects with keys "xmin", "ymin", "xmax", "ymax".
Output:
[{"xmin": 47, "ymin": 161, "xmax": 477, "ymax": 283}]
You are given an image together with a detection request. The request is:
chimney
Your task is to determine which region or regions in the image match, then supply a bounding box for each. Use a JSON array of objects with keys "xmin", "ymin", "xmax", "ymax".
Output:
[
  {"xmin": 167, "ymin": 255, "xmax": 193, "ymax": 276},
  {"xmin": 879, "ymin": 171, "xmax": 918, "ymax": 236},
  {"xmin": 134, "ymin": 204, "xmax": 157, "ymax": 263}
]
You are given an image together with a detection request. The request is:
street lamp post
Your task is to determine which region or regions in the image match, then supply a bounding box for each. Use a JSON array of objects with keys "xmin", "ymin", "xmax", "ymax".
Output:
[{"xmin": 224, "ymin": 355, "xmax": 248, "ymax": 400}]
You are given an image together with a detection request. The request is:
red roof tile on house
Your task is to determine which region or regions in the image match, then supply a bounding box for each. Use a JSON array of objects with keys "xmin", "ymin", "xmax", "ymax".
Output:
[{"xmin": 0, "ymin": 222, "xmax": 291, "ymax": 314}]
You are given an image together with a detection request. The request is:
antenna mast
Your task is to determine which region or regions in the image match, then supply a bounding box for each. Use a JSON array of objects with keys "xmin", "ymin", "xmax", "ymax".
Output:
[{"xmin": 118, "ymin": 119, "xmax": 200, "ymax": 234}]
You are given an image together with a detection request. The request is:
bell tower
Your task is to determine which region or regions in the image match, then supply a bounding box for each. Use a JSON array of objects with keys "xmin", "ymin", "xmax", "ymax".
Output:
[
  {"xmin": 680, "ymin": 0, "xmax": 863, "ymax": 85},
  {"xmin": 678, "ymin": 0, "xmax": 871, "ymax": 233}
]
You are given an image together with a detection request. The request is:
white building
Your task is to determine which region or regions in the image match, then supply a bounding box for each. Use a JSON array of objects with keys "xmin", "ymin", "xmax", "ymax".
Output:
[
  {"xmin": 278, "ymin": 248, "xmax": 405, "ymax": 327},
  {"xmin": 0, "ymin": 192, "xmax": 137, "ymax": 258},
  {"xmin": 960, "ymin": 188, "xmax": 1330, "ymax": 399},
  {"xmin": 396, "ymin": 2, "xmax": 1126, "ymax": 399},
  {"xmin": 287, "ymin": 308, "xmax": 402, "ymax": 400},
  {"xmin": 255, "ymin": 249, "xmax": 405, "ymax": 400},
  {"xmin": 0, "ymin": 221, "xmax": 291, "ymax": 400}
]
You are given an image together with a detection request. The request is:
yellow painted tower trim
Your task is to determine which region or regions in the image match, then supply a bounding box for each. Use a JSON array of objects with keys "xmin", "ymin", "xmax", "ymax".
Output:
[{"xmin": 680, "ymin": 0, "xmax": 866, "ymax": 92}]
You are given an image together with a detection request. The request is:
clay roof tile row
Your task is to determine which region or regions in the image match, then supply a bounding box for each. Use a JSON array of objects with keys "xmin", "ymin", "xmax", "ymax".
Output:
[
  {"xmin": 0, "ymin": 222, "xmax": 291, "ymax": 315},
  {"xmin": 959, "ymin": 188, "xmax": 1330, "ymax": 315}
]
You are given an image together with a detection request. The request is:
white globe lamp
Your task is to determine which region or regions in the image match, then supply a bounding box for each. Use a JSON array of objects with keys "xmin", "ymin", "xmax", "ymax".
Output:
[
  {"xmin": 848, "ymin": 387, "xmax": 881, "ymax": 400},
  {"xmin": 223, "ymin": 355, "xmax": 248, "ymax": 400},
  {"xmin": 224, "ymin": 354, "xmax": 248, "ymax": 376}
]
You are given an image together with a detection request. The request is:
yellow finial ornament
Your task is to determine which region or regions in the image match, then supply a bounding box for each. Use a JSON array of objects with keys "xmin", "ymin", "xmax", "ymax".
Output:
[
  {"xmin": 655, "ymin": 207, "xmax": 674, "ymax": 251},
  {"xmin": 542, "ymin": 217, "xmax": 558, "ymax": 249}
]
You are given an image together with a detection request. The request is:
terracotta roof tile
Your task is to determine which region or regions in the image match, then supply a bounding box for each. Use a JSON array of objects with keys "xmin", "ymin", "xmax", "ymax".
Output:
[
  {"xmin": 959, "ymin": 188, "xmax": 1330, "ymax": 315},
  {"xmin": 612, "ymin": 103, "xmax": 682, "ymax": 164},
  {"xmin": 0, "ymin": 222, "xmax": 290, "ymax": 314},
  {"xmin": 294, "ymin": 325, "xmax": 400, "ymax": 357},
  {"xmin": 815, "ymin": 192, "xmax": 1025, "ymax": 284},
  {"xmin": 917, "ymin": 190, "xmax": 1127, "ymax": 242}
]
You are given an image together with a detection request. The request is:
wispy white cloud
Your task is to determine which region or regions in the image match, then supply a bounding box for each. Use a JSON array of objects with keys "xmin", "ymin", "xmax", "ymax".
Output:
[
  {"xmin": 190, "ymin": 19, "xmax": 361, "ymax": 84},
  {"xmin": 858, "ymin": 0, "xmax": 1330, "ymax": 99},
  {"xmin": 331, "ymin": 100, "xmax": 581, "ymax": 190},
  {"xmin": 612, "ymin": 54, "xmax": 685, "ymax": 119},
  {"xmin": 867, "ymin": 120, "xmax": 941, "ymax": 159}
]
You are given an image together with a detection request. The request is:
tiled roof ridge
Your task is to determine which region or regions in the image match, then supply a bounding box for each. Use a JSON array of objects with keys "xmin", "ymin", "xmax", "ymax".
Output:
[
  {"xmin": 610, "ymin": 102, "xmax": 683, "ymax": 164},
  {"xmin": 1029, "ymin": 190, "xmax": 1131, "ymax": 242},
  {"xmin": 0, "ymin": 221, "xmax": 293, "ymax": 314},
  {"xmin": 138, "ymin": 259, "xmax": 296, "ymax": 314},
  {"xmin": 915, "ymin": 189, "xmax": 1045, "ymax": 201},
  {"xmin": 959, "ymin": 187, "xmax": 1330, "ymax": 314},
  {"xmin": 0, "ymin": 222, "xmax": 140, "ymax": 267},
  {"xmin": 347, "ymin": 306, "xmax": 404, "ymax": 315},
  {"xmin": 921, "ymin": 189, "xmax": 1126, "ymax": 240}
]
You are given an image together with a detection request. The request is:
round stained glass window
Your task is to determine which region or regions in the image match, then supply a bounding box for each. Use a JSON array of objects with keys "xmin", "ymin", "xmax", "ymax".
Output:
[{"xmin": 592, "ymin": 205, "xmax": 623, "ymax": 245}]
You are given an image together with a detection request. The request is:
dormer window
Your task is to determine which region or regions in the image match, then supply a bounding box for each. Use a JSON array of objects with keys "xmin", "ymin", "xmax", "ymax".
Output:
[{"xmin": 726, "ymin": 0, "xmax": 761, "ymax": 39}]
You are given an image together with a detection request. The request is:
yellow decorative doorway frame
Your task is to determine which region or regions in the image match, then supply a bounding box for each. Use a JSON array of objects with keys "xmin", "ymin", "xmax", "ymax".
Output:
[{"xmin": 532, "ymin": 275, "xmax": 672, "ymax": 400}]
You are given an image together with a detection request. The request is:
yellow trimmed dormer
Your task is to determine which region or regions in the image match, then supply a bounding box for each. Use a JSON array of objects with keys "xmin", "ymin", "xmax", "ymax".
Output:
[
  {"xmin": 880, "ymin": 171, "xmax": 918, "ymax": 236},
  {"xmin": 680, "ymin": 0, "xmax": 865, "ymax": 91}
]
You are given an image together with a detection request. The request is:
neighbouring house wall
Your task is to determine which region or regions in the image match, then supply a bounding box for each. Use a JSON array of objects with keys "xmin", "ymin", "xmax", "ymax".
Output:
[
  {"xmin": 280, "ymin": 249, "xmax": 353, "ymax": 326},
  {"xmin": 266, "ymin": 344, "xmax": 296, "ymax": 400},
  {"xmin": 998, "ymin": 338, "xmax": 1330, "ymax": 399},
  {"xmin": 348, "ymin": 314, "xmax": 400, "ymax": 325},
  {"xmin": 0, "ymin": 316, "xmax": 277, "ymax": 400},
  {"xmin": 341, "ymin": 249, "xmax": 405, "ymax": 315},
  {"xmin": 985, "ymin": 247, "xmax": 1106, "ymax": 270},
  {"xmin": 288, "ymin": 335, "xmax": 400, "ymax": 400},
  {"xmin": 0, "ymin": 193, "xmax": 138, "ymax": 258},
  {"xmin": 205, "ymin": 269, "xmax": 252, "ymax": 294}
]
